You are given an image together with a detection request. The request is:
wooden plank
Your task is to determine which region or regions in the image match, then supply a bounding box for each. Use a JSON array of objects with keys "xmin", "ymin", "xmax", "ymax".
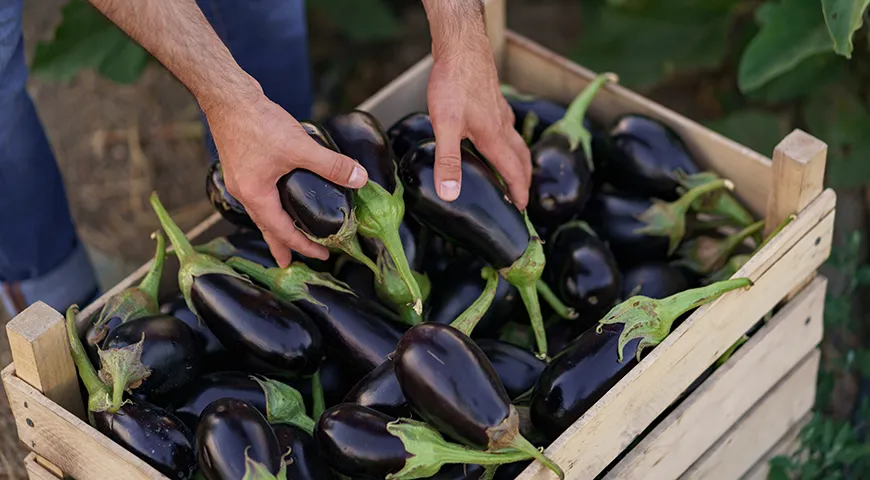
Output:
[
  {"xmin": 742, "ymin": 413, "xmax": 811, "ymax": 480},
  {"xmin": 604, "ymin": 276, "xmax": 826, "ymax": 479},
  {"xmin": 2, "ymin": 365, "xmax": 165, "ymax": 480},
  {"xmin": 682, "ymin": 350, "xmax": 820, "ymax": 480},
  {"xmin": 503, "ymin": 31, "xmax": 774, "ymax": 217},
  {"xmin": 25, "ymin": 453, "xmax": 61, "ymax": 480},
  {"xmin": 6, "ymin": 302, "xmax": 85, "ymax": 420},
  {"xmin": 517, "ymin": 191, "xmax": 835, "ymax": 480},
  {"xmin": 356, "ymin": 56, "xmax": 432, "ymax": 129},
  {"xmin": 765, "ymin": 130, "xmax": 828, "ymax": 237},
  {"xmin": 484, "ymin": 0, "xmax": 507, "ymax": 73}
]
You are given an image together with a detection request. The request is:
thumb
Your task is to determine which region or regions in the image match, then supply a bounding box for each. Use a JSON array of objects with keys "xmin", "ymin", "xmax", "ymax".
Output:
[
  {"xmin": 296, "ymin": 138, "xmax": 368, "ymax": 189},
  {"xmin": 431, "ymin": 116, "xmax": 464, "ymax": 202}
]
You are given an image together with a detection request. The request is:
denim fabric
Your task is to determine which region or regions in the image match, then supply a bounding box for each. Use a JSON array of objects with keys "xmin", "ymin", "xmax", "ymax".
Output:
[{"xmin": 0, "ymin": 0, "xmax": 312, "ymax": 313}]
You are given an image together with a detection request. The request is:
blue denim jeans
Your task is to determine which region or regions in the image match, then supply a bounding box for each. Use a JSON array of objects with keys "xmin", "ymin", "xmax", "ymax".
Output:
[{"xmin": 0, "ymin": 0, "xmax": 312, "ymax": 315}]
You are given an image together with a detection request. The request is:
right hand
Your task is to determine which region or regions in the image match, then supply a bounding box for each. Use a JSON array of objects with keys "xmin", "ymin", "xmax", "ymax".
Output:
[{"xmin": 204, "ymin": 91, "xmax": 369, "ymax": 267}]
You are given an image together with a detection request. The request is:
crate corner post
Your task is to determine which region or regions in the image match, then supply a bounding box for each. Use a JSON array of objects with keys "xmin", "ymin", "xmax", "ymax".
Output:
[{"xmin": 765, "ymin": 129, "xmax": 829, "ymax": 237}]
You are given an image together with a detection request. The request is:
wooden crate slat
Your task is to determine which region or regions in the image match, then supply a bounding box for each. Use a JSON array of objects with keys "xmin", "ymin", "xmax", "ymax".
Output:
[
  {"xmin": 356, "ymin": 56, "xmax": 432, "ymax": 129},
  {"xmin": 765, "ymin": 130, "xmax": 828, "ymax": 237},
  {"xmin": 24, "ymin": 453, "xmax": 61, "ymax": 480},
  {"xmin": 2, "ymin": 365, "xmax": 165, "ymax": 480},
  {"xmin": 502, "ymin": 32, "xmax": 774, "ymax": 217},
  {"xmin": 604, "ymin": 276, "xmax": 826, "ymax": 479},
  {"xmin": 518, "ymin": 195, "xmax": 834, "ymax": 480},
  {"xmin": 741, "ymin": 412, "xmax": 811, "ymax": 480},
  {"xmin": 681, "ymin": 350, "xmax": 820, "ymax": 480}
]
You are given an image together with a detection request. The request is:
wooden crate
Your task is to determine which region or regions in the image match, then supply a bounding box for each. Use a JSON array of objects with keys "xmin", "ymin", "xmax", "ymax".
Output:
[{"xmin": 2, "ymin": 1, "xmax": 834, "ymax": 479}]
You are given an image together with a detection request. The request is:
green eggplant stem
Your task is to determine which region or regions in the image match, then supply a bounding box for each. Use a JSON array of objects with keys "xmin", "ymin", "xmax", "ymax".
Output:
[
  {"xmin": 506, "ymin": 434, "xmax": 564, "ymax": 479},
  {"xmin": 149, "ymin": 192, "xmax": 196, "ymax": 262},
  {"xmin": 311, "ymin": 370, "xmax": 326, "ymax": 419},
  {"xmin": 376, "ymin": 227, "xmax": 423, "ymax": 315},
  {"xmin": 516, "ymin": 283, "xmax": 548, "ymax": 360},
  {"xmin": 730, "ymin": 220, "xmax": 765, "ymax": 249},
  {"xmin": 760, "ymin": 214, "xmax": 796, "ymax": 250},
  {"xmin": 343, "ymin": 235, "xmax": 383, "ymax": 282},
  {"xmin": 521, "ymin": 111, "xmax": 540, "ymax": 145},
  {"xmin": 434, "ymin": 445, "xmax": 544, "ymax": 467},
  {"xmin": 536, "ymin": 280, "xmax": 577, "ymax": 320},
  {"xmin": 227, "ymin": 257, "xmax": 281, "ymax": 291},
  {"xmin": 675, "ymin": 179, "xmax": 734, "ymax": 214},
  {"xmin": 66, "ymin": 306, "xmax": 112, "ymax": 416},
  {"xmin": 138, "ymin": 231, "xmax": 166, "ymax": 304},
  {"xmin": 110, "ymin": 371, "xmax": 126, "ymax": 413},
  {"xmin": 450, "ymin": 267, "xmax": 500, "ymax": 337},
  {"xmin": 226, "ymin": 256, "xmax": 354, "ymax": 307}
]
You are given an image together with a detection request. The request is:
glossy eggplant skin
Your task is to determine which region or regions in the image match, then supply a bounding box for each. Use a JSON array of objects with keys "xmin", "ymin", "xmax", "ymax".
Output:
[
  {"xmin": 425, "ymin": 258, "xmax": 522, "ymax": 338},
  {"xmin": 196, "ymin": 398, "xmax": 282, "ymax": 480},
  {"xmin": 431, "ymin": 464, "xmax": 486, "ymax": 480},
  {"xmin": 387, "ymin": 112, "xmax": 435, "ymax": 161},
  {"xmin": 528, "ymin": 134, "xmax": 593, "ymax": 229},
  {"xmin": 190, "ymin": 274, "xmax": 323, "ymax": 375},
  {"xmin": 400, "ymin": 140, "xmax": 530, "ymax": 269},
  {"xmin": 335, "ymin": 260, "xmax": 381, "ymax": 304},
  {"xmin": 621, "ymin": 262, "xmax": 694, "ymax": 300},
  {"xmin": 323, "ymin": 110, "xmax": 397, "ymax": 191},
  {"xmin": 583, "ymin": 190, "xmax": 670, "ymax": 268},
  {"xmin": 360, "ymin": 218, "xmax": 422, "ymax": 272},
  {"xmin": 272, "ymin": 423, "xmax": 338, "ymax": 480},
  {"xmin": 530, "ymin": 325, "xmax": 641, "ymax": 442},
  {"xmin": 477, "ymin": 339, "xmax": 545, "ymax": 401},
  {"xmin": 206, "ymin": 161, "xmax": 255, "ymax": 229},
  {"xmin": 295, "ymin": 284, "xmax": 404, "ymax": 377},
  {"xmin": 315, "ymin": 403, "xmax": 410, "ymax": 478},
  {"xmin": 506, "ymin": 96, "xmax": 567, "ymax": 143},
  {"xmin": 394, "ymin": 323, "xmax": 511, "ymax": 448},
  {"xmin": 92, "ymin": 401, "xmax": 196, "ymax": 479},
  {"xmin": 277, "ymin": 122, "xmax": 351, "ymax": 239},
  {"xmin": 101, "ymin": 314, "xmax": 202, "ymax": 397},
  {"xmin": 163, "ymin": 371, "xmax": 268, "ymax": 431},
  {"xmin": 602, "ymin": 114, "xmax": 700, "ymax": 201},
  {"xmin": 545, "ymin": 224, "xmax": 622, "ymax": 320},
  {"xmin": 160, "ymin": 294, "xmax": 227, "ymax": 365},
  {"xmin": 343, "ymin": 359, "xmax": 411, "ymax": 419}
]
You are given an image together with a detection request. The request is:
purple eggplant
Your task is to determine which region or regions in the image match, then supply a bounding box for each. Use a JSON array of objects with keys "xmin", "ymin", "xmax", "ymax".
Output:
[
  {"xmin": 620, "ymin": 262, "xmax": 695, "ymax": 300},
  {"xmin": 206, "ymin": 160, "xmax": 255, "ymax": 229},
  {"xmin": 343, "ymin": 358, "xmax": 411, "ymax": 419},
  {"xmin": 160, "ymin": 294, "xmax": 227, "ymax": 367},
  {"xmin": 477, "ymin": 339, "xmax": 545, "ymax": 401},
  {"xmin": 387, "ymin": 112, "xmax": 435, "ymax": 160},
  {"xmin": 273, "ymin": 423, "xmax": 338, "ymax": 479}
]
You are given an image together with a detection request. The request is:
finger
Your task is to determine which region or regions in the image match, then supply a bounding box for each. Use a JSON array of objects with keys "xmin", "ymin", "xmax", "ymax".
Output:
[
  {"xmin": 474, "ymin": 129, "xmax": 530, "ymax": 210},
  {"xmin": 245, "ymin": 186, "xmax": 330, "ymax": 263},
  {"xmin": 430, "ymin": 111, "xmax": 464, "ymax": 202},
  {"xmin": 262, "ymin": 230, "xmax": 294, "ymax": 268},
  {"xmin": 507, "ymin": 127, "xmax": 533, "ymax": 188},
  {"xmin": 295, "ymin": 138, "xmax": 368, "ymax": 189}
]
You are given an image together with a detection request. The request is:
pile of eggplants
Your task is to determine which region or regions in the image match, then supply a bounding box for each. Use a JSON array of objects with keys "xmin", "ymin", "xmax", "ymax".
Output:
[{"xmin": 65, "ymin": 72, "xmax": 778, "ymax": 480}]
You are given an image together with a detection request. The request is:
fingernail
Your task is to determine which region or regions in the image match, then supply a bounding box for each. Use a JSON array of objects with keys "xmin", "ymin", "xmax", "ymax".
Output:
[
  {"xmin": 349, "ymin": 166, "xmax": 367, "ymax": 188},
  {"xmin": 439, "ymin": 180, "xmax": 460, "ymax": 201}
]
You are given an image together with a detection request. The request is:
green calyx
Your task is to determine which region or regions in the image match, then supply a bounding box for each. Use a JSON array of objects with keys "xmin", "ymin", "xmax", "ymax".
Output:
[
  {"xmin": 542, "ymin": 72, "xmax": 618, "ymax": 172},
  {"xmin": 678, "ymin": 172, "xmax": 756, "ymax": 232},
  {"xmin": 521, "ymin": 111, "xmax": 540, "ymax": 145},
  {"xmin": 635, "ymin": 179, "xmax": 735, "ymax": 256},
  {"xmin": 676, "ymin": 220, "xmax": 765, "ymax": 275},
  {"xmin": 304, "ymin": 207, "xmax": 382, "ymax": 283},
  {"xmin": 385, "ymin": 417, "xmax": 561, "ymax": 480},
  {"xmin": 485, "ymin": 406, "xmax": 563, "ymax": 478},
  {"xmin": 149, "ymin": 192, "xmax": 250, "ymax": 321},
  {"xmin": 90, "ymin": 231, "xmax": 166, "ymax": 344},
  {"xmin": 374, "ymin": 248, "xmax": 429, "ymax": 325},
  {"xmin": 311, "ymin": 370, "xmax": 326, "ymax": 419},
  {"xmin": 450, "ymin": 267, "xmax": 500, "ymax": 337},
  {"xmin": 65, "ymin": 306, "xmax": 113, "ymax": 416},
  {"xmin": 252, "ymin": 376, "xmax": 315, "ymax": 435},
  {"xmin": 97, "ymin": 335, "xmax": 151, "ymax": 413},
  {"xmin": 354, "ymin": 175, "xmax": 423, "ymax": 316},
  {"xmin": 499, "ymin": 213, "xmax": 549, "ymax": 359},
  {"xmin": 226, "ymin": 256, "xmax": 354, "ymax": 309},
  {"xmin": 241, "ymin": 447, "xmax": 289, "ymax": 480},
  {"xmin": 188, "ymin": 236, "xmax": 238, "ymax": 260},
  {"xmin": 597, "ymin": 277, "xmax": 753, "ymax": 362}
]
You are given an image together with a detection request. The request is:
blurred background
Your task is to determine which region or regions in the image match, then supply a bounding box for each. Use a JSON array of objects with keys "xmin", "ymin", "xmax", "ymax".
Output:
[{"xmin": 2, "ymin": 0, "xmax": 869, "ymax": 477}]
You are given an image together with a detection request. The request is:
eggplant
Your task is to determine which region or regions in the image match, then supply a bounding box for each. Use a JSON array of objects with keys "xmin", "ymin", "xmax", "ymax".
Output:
[
  {"xmin": 150, "ymin": 193, "xmax": 323, "ymax": 376},
  {"xmin": 343, "ymin": 358, "xmax": 411, "ymax": 419},
  {"xmin": 100, "ymin": 314, "xmax": 202, "ymax": 397},
  {"xmin": 323, "ymin": 110, "xmax": 425, "ymax": 319},
  {"xmin": 430, "ymin": 464, "xmax": 486, "ymax": 480},
  {"xmin": 335, "ymin": 259, "xmax": 382, "ymax": 303},
  {"xmin": 477, "ymin": 339, "xmax": 545, "ymax": 401},
  {"xmin": 400, "ymin": 139, "xmax": 574, "ymax": 356},
  {"xmin": 273, "ymin": 423, "xmax": 338, "ymax": 479},
  {"xmin": 387, "ymin": 112, "xmax": 435, "ymax": 161},
  {"xmin": 189, "ymin": 229, "xmax": 278, "ymax": 268},
  {"xmin": 544, "ymin": 221, "xmax": 622, "ymax": 321},
  {"xmin": 620, "ymin": 262, "xmax": 694, "ymax": 300},
  {"xmin": 65, "ymin": 306, "xmax": 197, "ymax": 478},
  {"xmin": 676, "ymin": 220, "xmax": 763, "ymax": 276},
  {"xmin": 226, "ymin": 258, "xmax": 404, "ymax": 377},
  {"xmin": 276, "ymin": 121, "xmax": 381, "ymax": 277},
  {"xmin": 531, "ymin": 278, "xmax": 752, "ymax": 441},
  {"xmin": 425, "ymin": 258, "xmax": 523, "ymax": 339},
  {"xmin": 501, "ymin": 85, "xmax": 569, "ymax": 144},
  {"xmin": 160, "ymin": 294, "xmax": 227, "ymax": 365},
  {"xmin": 315, "ymin": 403, "xmax": 537, "ymax": 479},
  {"xmin": 206, "ymin": 160, "xmax": 256, "ymax": 229},
  {"xmin": 196, "ymin": 398, "xmax": 283, "ymax": 480},
  {"xmin": 525, "ymin": 75, "xmax": 615, "ymax": 229}
]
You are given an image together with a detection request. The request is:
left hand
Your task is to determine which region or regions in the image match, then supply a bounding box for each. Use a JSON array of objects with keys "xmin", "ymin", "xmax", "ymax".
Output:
[{"xmin": 426, "ymin": 29, "xmax": 532, "ymax": 210}]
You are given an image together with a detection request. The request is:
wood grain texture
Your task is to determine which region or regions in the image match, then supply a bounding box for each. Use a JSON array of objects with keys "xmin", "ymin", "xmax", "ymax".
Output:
[
  {"xmin": 357, "ymin": 56, "xmax": 432, "ymax": 130},
  {"xmin": 6, "ymin": 302, "xmax": 84, "ymax": 420},
  {"xmin": 24, "ymin": 453, "xmax": 61, "ymax": 480},
  {"xmin": 2, "ymin": 365, "xmax": 165, "ymax": 480},
  {"xmin": 765, "ymin": 130, "xmax": 828, "ymax": 237},
  {"xmin": 518, "ymin": 191, "xmax": 835, "ymax": 480},
  {"xmin": 741, "ymin": 413, "xmax": 811, "ymax": 480},
  {"xmin": 604, "ymin": 276, "xmax": 826, "ymax": 479},
  {"xmin": 681, "ymin": 350, "xmax": 820, "ymax": 479}
]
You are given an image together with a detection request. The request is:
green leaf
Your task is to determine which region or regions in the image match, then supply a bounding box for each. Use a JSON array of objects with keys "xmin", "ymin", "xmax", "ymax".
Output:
[
  {"xmin": 704, "ymin": 110, "xmax": 790, "ymax": 156},
  {"xmin": 767, "ymin": 456, "xmax": 792, "ymax": 480},
  {"xmin": 570, "ymin": 2, "xmax": 735, "ymax": 89},
  {"xmin": 803, "ymin": 85, "xmax": 870, "ymax": 189},
  {"xmin": 737, "ymin": 0, "xmax": 834, "ymax": 93},
  {"xmin": 747, "ymin": 53, "xmax": 846, "ymax": 102},
  {"xmin": 822, "ymin": 0, "xmax": 870, "ymax": 58},
  {"xmin": 30, "ymin": 0, "xmax": 149, "ymax": 84},
  {"xmin": 308, "ymin": 0, "xmax": 400, "ymax": 42},
  {"xmin": 856, "ymin": 265, "xmax": 870, "ymax": 286}
]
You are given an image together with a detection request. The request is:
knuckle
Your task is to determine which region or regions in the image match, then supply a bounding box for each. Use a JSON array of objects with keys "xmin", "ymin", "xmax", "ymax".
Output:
[{"xmin": 328, "ymin": 152, "xmax": 351, "ymax": 181}]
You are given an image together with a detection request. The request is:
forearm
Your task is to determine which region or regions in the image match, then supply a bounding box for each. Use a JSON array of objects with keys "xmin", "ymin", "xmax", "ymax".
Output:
[
  {"xmin": 86, "ymin": 0, "xmax": 260, "ymax": 113},
  {"xmin": 421, "ymin": 0, "xmax": 487, "ymax": 58}
]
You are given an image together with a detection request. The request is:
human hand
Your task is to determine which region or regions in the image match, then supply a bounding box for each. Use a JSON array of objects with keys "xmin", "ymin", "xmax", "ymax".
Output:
[
  {"xmin": 426, "ymin": 28, "xmax": 532, "ymax": 209},
  {"xmin": 205, "ymin": 90, "xmax": 368, "ymax": 267}
]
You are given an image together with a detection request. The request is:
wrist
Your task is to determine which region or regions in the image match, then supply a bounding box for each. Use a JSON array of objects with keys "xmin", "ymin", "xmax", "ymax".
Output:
[
  {"xmin": 197, "ymin": 71, "xmax": 265, "ymax": 119},
  {"xmin": 423, "ymin": 0, "xmax": 487, "ymax": 60}
]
